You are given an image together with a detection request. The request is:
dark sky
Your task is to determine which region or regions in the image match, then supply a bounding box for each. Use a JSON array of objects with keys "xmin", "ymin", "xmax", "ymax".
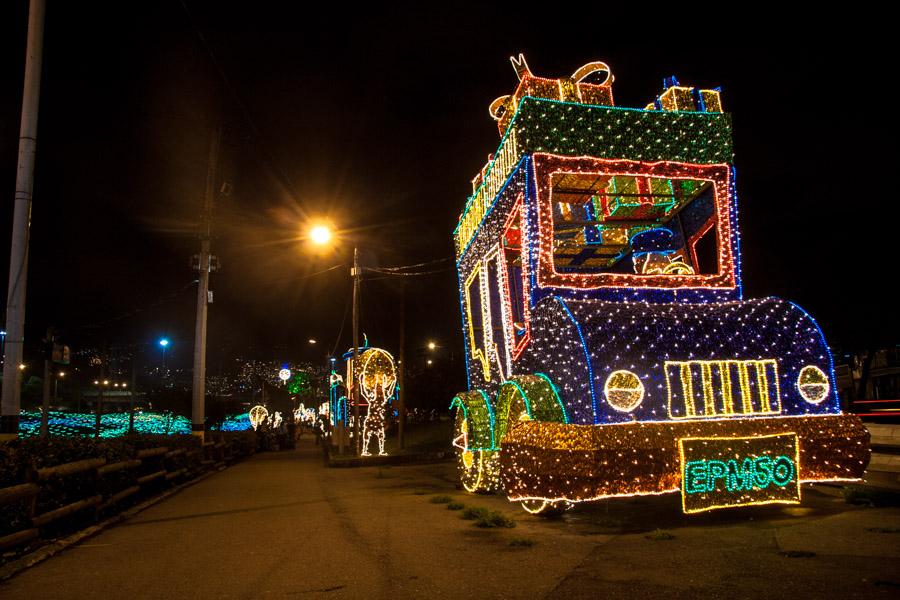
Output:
[{"xmin": 1, "ymin": 3, "xmax": 896, "ymax": 373}]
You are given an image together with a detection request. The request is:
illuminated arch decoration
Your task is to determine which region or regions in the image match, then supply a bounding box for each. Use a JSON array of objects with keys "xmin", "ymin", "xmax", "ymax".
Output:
[
  {"xmin": 357, "ymin": 348, "xmax": 397, "ymax": 456},
  {"xmin": 451, "ymin": 56, "xmax": 869, "ymax": 514}
]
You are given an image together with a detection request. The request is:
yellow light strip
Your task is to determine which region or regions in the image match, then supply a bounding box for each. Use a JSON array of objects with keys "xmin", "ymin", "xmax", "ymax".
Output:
[
  {"xmin": 463, "ymin": 264, "xmax": 491, "ymax": 381},
  {"xmin": 665, "ymin": 359, "xmax": 781, "ymax": 419}
]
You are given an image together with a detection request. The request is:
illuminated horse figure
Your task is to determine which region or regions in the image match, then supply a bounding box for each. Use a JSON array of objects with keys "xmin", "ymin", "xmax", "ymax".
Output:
[{"xmin": 357, "ymin": 348, "xmax": 397, "ymax": 456}]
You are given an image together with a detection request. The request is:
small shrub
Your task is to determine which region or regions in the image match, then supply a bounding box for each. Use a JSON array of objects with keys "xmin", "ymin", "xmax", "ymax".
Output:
[
  {"xmin": 430, "ymin": 495, "xmax": 453, "ymax": 504},
  {"xmin": 447, "ymin": 502, "xmax": 465, "ymax": 510},
  {"xmin": 509, "ymin": 538, "xmax": 535, "ymax": 547}
]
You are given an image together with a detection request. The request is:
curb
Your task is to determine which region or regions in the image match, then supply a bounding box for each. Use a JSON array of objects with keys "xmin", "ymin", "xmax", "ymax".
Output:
[{"xmin": 0, "ymin": 465, "xmax": 227, "ymax": 583}]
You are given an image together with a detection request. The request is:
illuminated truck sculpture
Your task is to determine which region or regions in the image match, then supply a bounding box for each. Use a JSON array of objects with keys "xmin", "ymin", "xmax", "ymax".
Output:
[{"xmin": 450, "ymin": 56, "xmax": 869, "ymax": 515}]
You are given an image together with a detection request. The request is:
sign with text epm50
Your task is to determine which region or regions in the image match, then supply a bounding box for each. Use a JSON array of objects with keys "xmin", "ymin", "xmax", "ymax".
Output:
[{"xmin": 678, "ymin": 432, "xmax": 800, "ymax": 514}]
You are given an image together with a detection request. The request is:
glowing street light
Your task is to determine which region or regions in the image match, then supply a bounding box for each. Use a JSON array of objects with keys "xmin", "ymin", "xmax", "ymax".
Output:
[
  {"xmin": 427, "ymin": 341, "xmax": 437, "ymax": 350},
  {"xmin": 309, "ymin": 224, "xmax": 332, "ymax": 246},
  {"xmin": 158, "ymin": 338, "xmax": 170, "ymax": 377},
  {"xmin": 55, "ymin": 371, "xmax": 65, "ymax": 399}
]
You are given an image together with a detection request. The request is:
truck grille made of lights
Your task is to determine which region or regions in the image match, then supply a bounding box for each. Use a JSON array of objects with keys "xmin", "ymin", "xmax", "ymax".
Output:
[{"xmin": 664, "ymin": 359, "xmax": 781, "ymax": 419}]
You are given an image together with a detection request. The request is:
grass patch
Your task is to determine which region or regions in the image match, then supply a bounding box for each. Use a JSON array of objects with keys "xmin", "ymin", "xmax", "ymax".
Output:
[
  {"xmin": 429, "ymin": 495, "xmax": 453, "ymax": 504},
  {"xmin": 867, "ymin": 527, "xmax": 900, "ymax": 534},
  {"xmin": 476, "ymin": 511, "xmax": 516, "ymax": 528},
  {"xmin": 461, "ymin": 506, "xmax": 491, "ymax": 521},
  {"xmin": 779, "ymin": 550, "xmax": 816, "ymax": 558},
  {"xmin": 462, "ymin": 507, "xmax": 516, "ymax": 528},
  {"xmin": 645, "ymin": 529, "xmax": 675, "ymax": 541},
  {"xmin": 590, "ymin": 515, "xmax": 625, "ymax": 529},
  {"xmin": 509, "ymin": 538, "xmax": 535, "ymax": 547},
  {"xmin": 447, "ymin": 502, "xmax": 465, "ymax": 510}
]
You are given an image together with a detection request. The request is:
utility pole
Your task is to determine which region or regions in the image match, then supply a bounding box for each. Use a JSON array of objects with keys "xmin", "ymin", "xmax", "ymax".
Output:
[
  {"xmin": 398, "ymin": 283, "xmax": 406, "ymax": 450},
  {"xmin": 351, "ymin": 247, "xmax": 361, "ymax": 455},
  {"xmin": 191, "ymin": 127, "xmax": 220, "ymax": 442},
  {"xmin": 1, "ymin": 0, "xmax": 46, "ymax": 441}
]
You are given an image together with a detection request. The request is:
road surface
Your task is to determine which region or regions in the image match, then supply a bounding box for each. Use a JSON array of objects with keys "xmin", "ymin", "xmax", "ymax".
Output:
[{"xmin": 2, "ymin": 437, "xmax": 899, "ymax": 599}]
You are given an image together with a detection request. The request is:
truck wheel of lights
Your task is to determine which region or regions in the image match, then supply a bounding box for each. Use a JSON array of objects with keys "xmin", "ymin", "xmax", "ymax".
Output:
[{"xmin": 450, "ymin": 55, "xmax": 870, "ymax": 515}]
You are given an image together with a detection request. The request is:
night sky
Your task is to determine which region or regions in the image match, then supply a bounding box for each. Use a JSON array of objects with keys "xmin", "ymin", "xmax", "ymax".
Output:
[{"xmin": 1, "ymin": 3, "xmax": 896, "ymax": 375}]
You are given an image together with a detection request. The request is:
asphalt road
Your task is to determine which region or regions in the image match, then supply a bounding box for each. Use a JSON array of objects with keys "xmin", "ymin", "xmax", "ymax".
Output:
[{"xmin": 2, "ymin": 437, "xmax": 899, "ymax": 599}]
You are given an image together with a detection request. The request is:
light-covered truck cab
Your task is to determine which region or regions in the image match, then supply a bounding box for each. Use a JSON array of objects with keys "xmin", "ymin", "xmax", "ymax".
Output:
[{"xmin": 451, "ymin": 56, "xmax": 869, "ymax": 514}]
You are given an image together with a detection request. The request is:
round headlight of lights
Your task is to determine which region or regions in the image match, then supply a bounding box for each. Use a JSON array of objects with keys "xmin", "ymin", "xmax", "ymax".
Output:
[
  {"xmin": 604, "ymin": 370, "xmax": 645, "ymax": 412},
  {"xmin": 797, "ymin": 365, "xmax": 829, "ymax": 404}
]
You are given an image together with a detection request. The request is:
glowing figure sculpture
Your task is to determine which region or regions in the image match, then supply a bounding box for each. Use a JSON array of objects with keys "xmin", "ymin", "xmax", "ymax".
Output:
[
  {"xmin": 249, "ymin": 405, "xmax": 269, "ymax": 431},
  {"xmin": 270, "ymin": 411, "xmax": 283, "ymax": 429},
  {"xmin": 450, "ymin": 56, "xmax": 870, "ymax": 515},
  {"xmin": 357, "ymin": 348, "xmax": 397, "ymax": 456},
  {"xmin": 328, "ymin": 370, "xmax": 347, "ymax": 426}
]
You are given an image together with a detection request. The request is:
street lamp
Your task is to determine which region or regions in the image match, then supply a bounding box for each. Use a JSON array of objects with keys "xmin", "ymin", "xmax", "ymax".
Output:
[
  {"xmin": 54, "ymin": 370, "xmax": 65, "ymax": 399},
  {"xmin": 427, "ymin": 341, "xmax": 437, "ymax": 350},
  {"xmin": 158, "ymin": 338, "xmax": 170, "ymax": 377},
  {"xmin": 94, "ymin": 379, "xmax": 109, "ymax": 438},
  {"xmin": 309, "ymin": 224, "xmax": 332, "ymax": 246}
]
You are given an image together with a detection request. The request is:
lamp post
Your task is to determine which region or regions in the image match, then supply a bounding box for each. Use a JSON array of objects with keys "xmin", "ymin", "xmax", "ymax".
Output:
[
  {"xmin": 351, "ymin": 247, "xmax": 362, "ymax": 455},
  {"xmin": 159, "ymin": 338, "xmax": 170, "ymax": 378},
  {"xmin": 94, "ymin": 379, "xmax": 108, "ymax": 438},
  {"xmin": 308, "ymin": 223, "xmax": 363, "ymax": 455},
  {"xmin": 1, "ymin": 0, "xmax": 45, "ymax": 442}
]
